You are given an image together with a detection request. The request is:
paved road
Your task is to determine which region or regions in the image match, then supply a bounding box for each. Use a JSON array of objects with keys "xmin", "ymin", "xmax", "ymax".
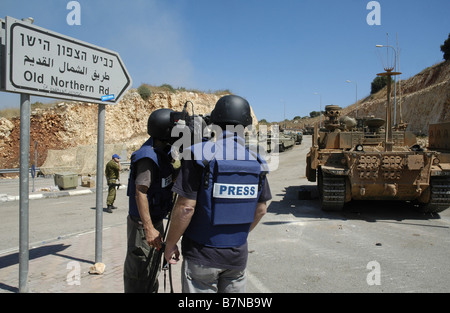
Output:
[
  {"xmin": 1, "ymin": 136, "xmax": 449, "ymax": 293},
  {"xmin": 246, "ymin": 136, "xmax": 450, "ymax": 293},
  {"xmin": 0, "ymin": 181, "xmax": 129, "ymax": 253}
]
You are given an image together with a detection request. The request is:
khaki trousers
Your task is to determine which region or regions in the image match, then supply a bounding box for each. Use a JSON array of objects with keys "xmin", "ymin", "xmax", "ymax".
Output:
[{"xmin": 123, "ymin": 215, "xmax": 164, "ymax": 293}]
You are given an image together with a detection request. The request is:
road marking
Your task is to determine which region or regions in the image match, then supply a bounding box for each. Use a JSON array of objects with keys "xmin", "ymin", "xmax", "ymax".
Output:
[
  {"xmin": 247, "ymin": 270, "xmax": 272, "ymax": 293},
  {"xmin": 0, "ymin": 222, "xmax": 126, "ymax": 256},
  {"xmin": 68, "ymin": 189, "xmax": 93, "ymax": 196}
]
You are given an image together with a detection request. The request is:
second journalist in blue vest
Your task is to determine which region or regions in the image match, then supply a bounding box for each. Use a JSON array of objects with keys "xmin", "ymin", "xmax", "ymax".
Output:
[
  {"xmin": 124, "ymin": 108, "xmax": 178, "ymax": 293},
  {"xmin": 164, "ymin": 95, "xmax": 272, "ymax": 293}
]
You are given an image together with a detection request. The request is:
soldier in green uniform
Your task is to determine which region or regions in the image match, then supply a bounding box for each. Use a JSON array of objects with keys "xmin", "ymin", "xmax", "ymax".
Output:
[{"xmin": 105, "ymin": 154, "xmax": 122, "ymax": 213}]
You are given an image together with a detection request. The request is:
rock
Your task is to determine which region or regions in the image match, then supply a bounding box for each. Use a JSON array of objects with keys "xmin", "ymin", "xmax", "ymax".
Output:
[{"xmin": 89, "ymin": 262, "xmax": 106, "ymax": 275}]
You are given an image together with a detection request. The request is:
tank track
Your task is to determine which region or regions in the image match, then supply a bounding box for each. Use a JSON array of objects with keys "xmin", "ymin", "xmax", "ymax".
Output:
[
  {"xmin": 320, "ymin": 174, "xmax": 346, "ymax": 211},
  {"xmin": 419, "ymin": 177, "xmax": 450, "ymax": 213}
]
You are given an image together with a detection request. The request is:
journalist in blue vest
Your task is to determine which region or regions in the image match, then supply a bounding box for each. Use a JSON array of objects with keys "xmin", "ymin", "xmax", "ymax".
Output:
[
  {"xmin": 123, "ymin": 108, "xmax": 178, "ymax": 293},
  {"xmin": 164, "ymin": 95, "xmax": 272, "ymax": 293}
]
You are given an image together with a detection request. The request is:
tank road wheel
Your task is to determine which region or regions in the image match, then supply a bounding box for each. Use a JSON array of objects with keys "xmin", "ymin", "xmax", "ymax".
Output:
[
  {"xmin": 319, "ymin": 171, "xmax": 346, "ymax": 211},
  {"xmin": 418, "ymin": 177, "xmax": 450, "ymax": 213}
]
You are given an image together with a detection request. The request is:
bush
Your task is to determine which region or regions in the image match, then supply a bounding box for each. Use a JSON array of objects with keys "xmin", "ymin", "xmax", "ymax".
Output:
[
  {"xmin": 159, "ymin": 84, "xmax": 175, "ymax": 93},
  {"xmin": 137, "ymin": 83, "xmax": 232, "ymax": 98},
  {"xmin": 137, "ymin": 84, "xmax": 152, "ymax": 101},
  {"xmin": 370, "ymin": 76, "xmax": 392, "ymax": 94},
  {"xmin": 0, "ymin": 108, "xmax": 20, "ymax": 118},
  {"xmin": 441, "ymin": 33, "xmax": 450, "ymax": 61}
]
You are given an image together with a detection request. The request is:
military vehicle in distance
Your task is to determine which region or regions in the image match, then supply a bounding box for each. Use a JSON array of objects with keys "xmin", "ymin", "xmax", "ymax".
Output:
[
  {"xmin": 305, "ymin": 104, "xmax": 450, "ymax": 212},
  {"xmin": 277, "ymin": 131, "xmax": 295, "ymax": 152},
  {"xmin": 303, "ymin": 126, "xmax": 314, "ymax": 135},
  {"xmin": 245, "ymin": 127, "xmax": 294, "ymax": 154},
  {"xmin": 259, "ymin": 128, "xmax": 295, "ymax": 152}
]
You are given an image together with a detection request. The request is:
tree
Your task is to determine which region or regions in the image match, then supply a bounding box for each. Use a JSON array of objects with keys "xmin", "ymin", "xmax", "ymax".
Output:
[
  {"xmin": 441, "ymin": 33, "xmax": 450, "ymax": 61},
  {"xmin": 370, "ymin": 76, "xmax": 393, "ymax": 95},
  {"xmin": 137, "ymin": 84, "xmax": 152, "ymax": 101}
]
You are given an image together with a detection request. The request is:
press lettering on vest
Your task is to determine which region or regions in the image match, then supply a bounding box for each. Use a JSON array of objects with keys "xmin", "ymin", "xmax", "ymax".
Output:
[{"xmin": 213, "ymin": 183, "xmax": 258, "ymax": 199}]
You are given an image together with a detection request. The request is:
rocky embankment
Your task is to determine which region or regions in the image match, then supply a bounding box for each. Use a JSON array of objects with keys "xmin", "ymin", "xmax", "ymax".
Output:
[
  {"xmin": 0, "ymin": 90, "xmax": 257, "ymax": 174},
  {"xmin": 297, "ymin": 61, "xmax": 450, "ymax": 134}
]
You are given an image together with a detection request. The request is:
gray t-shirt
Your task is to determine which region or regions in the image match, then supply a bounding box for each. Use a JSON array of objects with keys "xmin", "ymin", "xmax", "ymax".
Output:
[{"xmin": 135, "ymin": 158, "xmax": 152, "ymax": 187}]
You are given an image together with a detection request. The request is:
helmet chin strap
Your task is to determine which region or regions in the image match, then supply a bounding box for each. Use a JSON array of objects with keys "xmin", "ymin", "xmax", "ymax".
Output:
[
  {"xmin": 150, "ymin": 139, "xmax": 173, "ymax": 162},
  {"xmin": 153, "ymin": 138, "xmax": 171, "ymax": 149}
]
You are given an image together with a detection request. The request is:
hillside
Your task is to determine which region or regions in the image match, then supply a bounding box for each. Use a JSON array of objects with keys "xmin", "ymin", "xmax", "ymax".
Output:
[
  {"xmin": 0, "ymin": 90, "xmax": 257, "ymax": 173},
  {"xmin": 285, "ymin": 61, "xmax": 450, "ymax": 133},
  {"xmin": 1, "ymin": 61, "xmax": 449, "ymax": 174}
]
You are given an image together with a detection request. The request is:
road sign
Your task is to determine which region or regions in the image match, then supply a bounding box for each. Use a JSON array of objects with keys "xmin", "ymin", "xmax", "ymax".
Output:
[
  {"xmin": 2, "ymin": 16, "xmax": 132, "ymax": 104},
  {"xmin": 0, "ymin": 16, "xmax": 133, "ymax": 292}
]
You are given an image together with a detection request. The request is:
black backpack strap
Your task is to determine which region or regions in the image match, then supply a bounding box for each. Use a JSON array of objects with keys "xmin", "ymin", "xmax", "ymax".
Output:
[
  {"xmin": 258, "ymin": 170, "xmax": 267, "ymax": 192},
  {"xmin": 202, "ymin": 159, "xmax": 210, "ymax": 188}
]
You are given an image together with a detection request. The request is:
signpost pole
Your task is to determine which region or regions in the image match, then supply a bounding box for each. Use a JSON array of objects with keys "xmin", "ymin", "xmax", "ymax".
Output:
[
  {"xmin": 19, "ymin": 93, "xmax": 30, "ymax": 293},
  {"xmin": 95, "ymin": 103, "xmax": 105, "ymax": 264},
  {"xmin": 2, "ymin": 15, "xmax": 131, "ymax": 280},
  {"xmin": 32, "ymin": 141, "xmax": 37, "ymax": 192}
]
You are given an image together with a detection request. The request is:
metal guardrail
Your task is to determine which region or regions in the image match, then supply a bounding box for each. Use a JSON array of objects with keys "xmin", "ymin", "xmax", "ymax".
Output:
[
  {"xmin": 0, "ymin": 162, "xmax": 130, "ymax": 175},
  {"xmin": 0, "ymin": 168, "xmax": 39, "ymax": 174}
]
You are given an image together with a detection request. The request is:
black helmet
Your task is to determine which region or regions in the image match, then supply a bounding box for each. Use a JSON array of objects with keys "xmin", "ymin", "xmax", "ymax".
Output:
[
  {"xmin": 147, "ymin": 108, "xmax": 175, "ymax": 141},
  {"xmin": 210, "ymin": 95, "xmax": 252, "ymax": 127}
]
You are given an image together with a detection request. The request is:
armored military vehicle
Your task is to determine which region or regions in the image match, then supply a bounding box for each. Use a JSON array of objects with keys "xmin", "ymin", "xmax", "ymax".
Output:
[
  {"xmin": 277, "ymin": 131, "xmax": 295, "ymax": 152},
  {"xmin": 305, "ymin": 104, "xmax": 450, "ymax": 212},
  {"xmin": 245, "ymin": 129, "xmax": 289, "ymax": 153},
  {"xmin": 256, "ymin": 128, "xmax": 295, "ymax": 152},
  {"xmin": 303, "ymin": 126, "xmax": 314, "ymax": 135}
]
